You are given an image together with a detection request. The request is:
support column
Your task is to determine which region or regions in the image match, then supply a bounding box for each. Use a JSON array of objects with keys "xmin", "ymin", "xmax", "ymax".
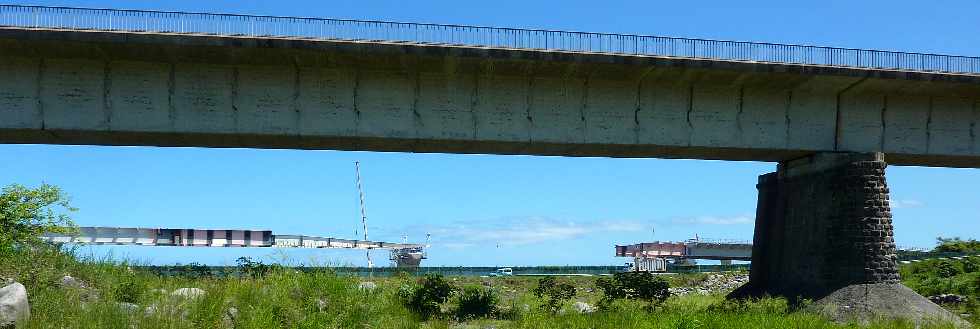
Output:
[{"xmin": 731, "ymin": 152, "xmax": 965, "ymax": 326}]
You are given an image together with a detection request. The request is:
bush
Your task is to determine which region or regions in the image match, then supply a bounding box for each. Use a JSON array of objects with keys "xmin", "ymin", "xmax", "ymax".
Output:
[
  {"xmin": 935, "ymin": 260, "xmax": 961, "ymax": 278},
  {"xmin": 532, "ymin": 276, "xmax": 576, "ymax": 314},
  {"xmin": 0, "ymin": 183, "xmax": 76, "ymax": 255},
  {"xmin": 113, "ymin": 276, "xmax": 146, "ymax": 304},
  {"xmin": 962, "ymin": 259, "xmax": 979, "ymax": 273},
  {"xmin": 455, "ymin": 286, "xmax": 498, "ymax": 320},
  {"xmin": 398, "ymin": 274, "xmax": 456, "ymax": 320},
  {"xmin": 596, "ymin": 271, "xmax": 671, "ymax": 311}
]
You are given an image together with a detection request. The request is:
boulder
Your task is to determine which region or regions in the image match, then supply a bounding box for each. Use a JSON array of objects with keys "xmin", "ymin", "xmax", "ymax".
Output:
[
  {"xmin": 60, "ymin": 275, "xmax": 86, "ymax": 289},
  {"xmin": 117, "ymin": 302, "xmax": 140, "ymax": 313},
  {"xmin": 929, "ymin": 294, "xmax": 968, "ymax": 304},
  {"xmin": 358, "ymin": 282, "xmax": 377, "ymax": 291},
  {"xmin": 0, "ymin": 282, "xmax": 30, "ymax": 328},
  {"xmin": 809, "ymin": 283, "xmax": 971, "ymax": 328},
  {"xmin": 144, "ymin": 303, "xmax": 188, "ymax": 319},
  {"xmin": 59, "ymin": 275, "xmax": 99, "ymax": 302},
  {"xmin": 316, "ymin": 298, "xmax": 329, "ymax": 312},
  {"xmin": 573, "ymin": 301, "xmax": 595, "ymax": 314},
  {"xmin": 222, "ymin": 307, "xmax": 238, "ymax": 328},
  {"xmin": 171, "ymin": 288, "xmax": 206, "ymax": 299}
]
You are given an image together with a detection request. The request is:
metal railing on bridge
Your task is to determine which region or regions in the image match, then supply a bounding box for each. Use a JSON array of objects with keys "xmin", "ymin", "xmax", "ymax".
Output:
[{"xmin": 0, "ymin": 4, "xmax": 978, "ymax": 75}]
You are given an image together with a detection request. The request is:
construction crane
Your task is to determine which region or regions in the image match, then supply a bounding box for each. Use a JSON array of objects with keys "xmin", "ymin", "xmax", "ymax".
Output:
[
  {"xmin": 353, "ymin": 161, "xmax": 429, "ymax": 268},
  {"xmin": 354, "ymin": 161, "xmax": 373, "ymax": 268}
]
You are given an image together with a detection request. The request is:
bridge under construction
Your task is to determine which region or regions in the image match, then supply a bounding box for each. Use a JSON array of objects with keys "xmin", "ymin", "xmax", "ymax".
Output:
[
  {"xmin": 42, "ymin": 226, "xmax": 428, "ymax": 268},
  {"xmin": 616, "ymin": 240, "xmax": 753, "ymax": 272}
]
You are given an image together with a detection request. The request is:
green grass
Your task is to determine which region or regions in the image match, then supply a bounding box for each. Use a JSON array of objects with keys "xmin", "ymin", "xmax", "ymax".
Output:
[{"xmin": 1, "ymin": 247, "xmax": 974, "ymax": 328}]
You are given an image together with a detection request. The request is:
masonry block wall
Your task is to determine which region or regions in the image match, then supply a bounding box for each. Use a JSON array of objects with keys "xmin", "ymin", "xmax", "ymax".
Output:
[{"xmin": 746, "ymin": 152, "xmax": 899, "ymax": 298}]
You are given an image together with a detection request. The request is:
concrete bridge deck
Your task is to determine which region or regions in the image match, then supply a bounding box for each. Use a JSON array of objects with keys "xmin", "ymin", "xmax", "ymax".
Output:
[
  {"xmin": 0, "ymin": 5, "xmax": 978, "ymax": 167},
  {"xmin": 2, "ymin": 5, "xmax": 979, "ymax": 323}
]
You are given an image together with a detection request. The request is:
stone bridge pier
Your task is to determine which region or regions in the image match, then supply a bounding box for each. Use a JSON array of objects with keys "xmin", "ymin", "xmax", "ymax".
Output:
[{"xmin": 731, "ymin": 152, "xmax": 966, "ymax": 325}]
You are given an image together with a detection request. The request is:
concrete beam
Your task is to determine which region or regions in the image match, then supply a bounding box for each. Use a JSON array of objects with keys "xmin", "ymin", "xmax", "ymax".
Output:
[{"xmin": 1, "ymin": 28, "xmax": 979, "ymax": 167}]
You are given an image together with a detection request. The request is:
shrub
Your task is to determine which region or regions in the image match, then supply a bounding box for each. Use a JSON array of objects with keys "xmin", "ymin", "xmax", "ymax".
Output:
[
  {"xmin": 935, "ymin": 260, "xmax": 961, "ymax": 278},
  {"xmin": 532, "ymin": 276, "xmax": 577, "ymax": 314},
  {"xmin": 455, "ymin": 286, "xmax": 498, "ymax": 320},
  {"xmin": 596, "ymin": 271, "xmax": 671, "ymax": 311},
  {"xmin": 0, "ymin": 183, "xmax": 76, "ymax": 255},
  {"xmin": 113, "ymin": 276, "xmax": 146, "ymax": 304},
  {"xmin": 962, "ymin": 259, "xmax": 979, "ymax": 273},
  {"xmin": 398, "ymin": 274, "xmax": 456, "ymax": 320}
]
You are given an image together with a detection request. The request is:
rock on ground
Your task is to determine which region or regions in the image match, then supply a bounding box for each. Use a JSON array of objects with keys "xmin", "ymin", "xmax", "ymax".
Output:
[
  {"xmin": 60, "ymin": 275, "xmax": 87, "ymax": 289},
  {"xmin": 117, "ymin": 302, "xmax": 140, "ymax": 313},
  {"xmin": 59, "ymin": 275, "xmax": 100, "ymax": 302},
  {"xmin": 0, "ymin": 282, "xmax": 30, "ymax": 328},
  {"xmin": 809, "ymin": 283, "xmax": 971, "ymax": 328},
  {"xmin": 929, "ymin": 294, "xmax": 968, "ymax": 304},
  {"xmin": 670, "ymin": 273, "xmax": 749, "ymax": 296},
  {"xmin": 573, "ymin": 302, "xmax": 595, "ymax": 314},
  {"xmin": 358, "ymin": 282, "xmax": 377, "ymax": 291},
  {"xmin": 144, "ymin": 303, "xmax": 189, "ymax": 319},
  {"xmin": 316, "ymin": 298, "xmax": 328, "ymax": 312},
  {"xmin": 222, "ymin": 307, "xmax": 238, "ymax": 328},
  {"xmin": 171, "ymin": 288, "xmax": 207, "ymax": 299}
]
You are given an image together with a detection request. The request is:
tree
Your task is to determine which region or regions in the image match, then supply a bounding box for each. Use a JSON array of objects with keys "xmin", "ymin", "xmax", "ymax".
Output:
[
  {"xmin": 236, "ymin": 256, "xmax": 273, "ymax": 278},
  {"xmin": 934, "ymin": 237, "xmax": 980, "ymax": 253},
  {"xmin": 0, "ymin": 183, "xmax": 76, "ymax": 255}
]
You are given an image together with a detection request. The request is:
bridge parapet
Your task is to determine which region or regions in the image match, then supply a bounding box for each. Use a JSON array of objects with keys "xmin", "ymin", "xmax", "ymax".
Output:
[{"xmin": 0, "ymin": 4, "xmax": 978, "ymax": 75}]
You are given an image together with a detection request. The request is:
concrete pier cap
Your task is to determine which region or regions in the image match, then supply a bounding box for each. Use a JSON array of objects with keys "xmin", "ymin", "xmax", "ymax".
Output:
[{"xmin": 730, "ymin": 151, "xmax": 969, "ymax": 327}]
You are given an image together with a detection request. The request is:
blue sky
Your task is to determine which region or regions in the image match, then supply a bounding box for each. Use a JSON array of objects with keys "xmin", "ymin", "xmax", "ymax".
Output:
[{"xmin": 2, "ymin": 0, "xmax": 979, "ymax": 267}]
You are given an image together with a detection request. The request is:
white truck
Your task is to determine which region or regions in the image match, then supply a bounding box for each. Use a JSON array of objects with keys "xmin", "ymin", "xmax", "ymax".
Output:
[{"xmin": 489, "ymin": 267, "xmax": 513, "ymax": 277}]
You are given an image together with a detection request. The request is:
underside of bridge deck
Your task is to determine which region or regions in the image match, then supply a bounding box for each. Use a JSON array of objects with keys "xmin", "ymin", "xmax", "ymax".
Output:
[{"xmin": 1, "ymin": 28, "xmax": 979, "ymax": 167}]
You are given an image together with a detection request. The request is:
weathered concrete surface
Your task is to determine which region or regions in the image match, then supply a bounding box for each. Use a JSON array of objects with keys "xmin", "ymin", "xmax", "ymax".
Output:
[
  {"xmin": 0, "ymin": 28, "xmax": 979, "ymax": 166},
  {"xmin": 731, "ymin": 152, "xmax": 964, "ymax": 326}
]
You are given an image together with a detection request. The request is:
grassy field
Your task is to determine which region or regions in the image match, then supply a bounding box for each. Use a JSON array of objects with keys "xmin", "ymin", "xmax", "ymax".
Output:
[{"xmin": 2, "ymin": 246, "xmax": 977, "ymax": 329}]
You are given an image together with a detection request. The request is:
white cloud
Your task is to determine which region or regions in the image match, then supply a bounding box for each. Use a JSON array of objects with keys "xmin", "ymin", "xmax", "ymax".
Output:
[
  {"xmin": 397, "ymin": 213, "xmax": 755, "ymax": 249},
  {"xmin": 406, "ymin": 217, "xmax": 650, "ymax": 247},
  {"xmin": 890, "ymin": 199, "xmax": 924, "ymax": 209},
  {"xmin": 439, "ymin": 242, "xmax": 477, "ymax": 250},
  {"xmin": 672, "ymin": 215, "xmax": 754, "ymax": 225}
]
